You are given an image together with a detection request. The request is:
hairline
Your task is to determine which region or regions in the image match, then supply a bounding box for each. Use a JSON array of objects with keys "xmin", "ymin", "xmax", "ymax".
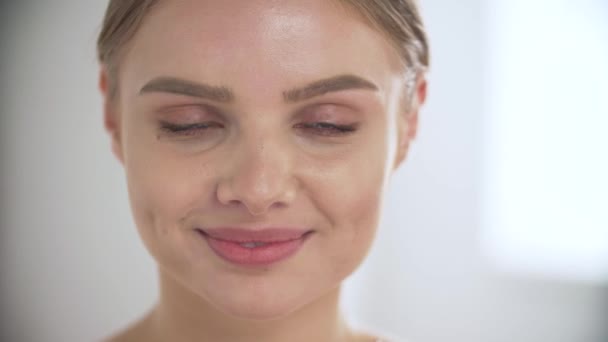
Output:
[{"xmin": 99, "ymin": 0, "xmax": 424, "ymax": 102}]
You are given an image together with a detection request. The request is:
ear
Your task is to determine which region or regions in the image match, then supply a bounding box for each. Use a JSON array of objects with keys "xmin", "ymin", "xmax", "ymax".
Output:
[
  {"xmin": 393, "ymin": 75, "xmax": 427, "ymax": 169},
  {"xmin": 99, "ymin": 68, "xmax": 125, "ymax": 165}
]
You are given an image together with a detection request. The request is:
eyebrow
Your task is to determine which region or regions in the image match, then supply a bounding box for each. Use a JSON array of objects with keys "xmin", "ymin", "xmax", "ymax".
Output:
[
  {"xmin": 139, "ymin": 77, "xmax": 234, "ymax": 102},
  {"xmin": 283, "ymin": 74, "xmax": 379, "ymax": 102},
  {"xmin": 139, "ymin": 74, "xmax": 378, "ymax": 103}
]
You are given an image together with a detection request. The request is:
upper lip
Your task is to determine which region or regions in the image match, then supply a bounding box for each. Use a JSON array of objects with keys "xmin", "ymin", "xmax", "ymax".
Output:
[{"xmin": 197, "ymin": 227, "xmax": 312, "ymax": 243}]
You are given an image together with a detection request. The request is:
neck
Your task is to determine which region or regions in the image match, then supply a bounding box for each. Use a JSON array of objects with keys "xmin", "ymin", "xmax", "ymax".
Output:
[{"xmin": 147, "ymin": 269, "xmax": 353, "ymax": 342}]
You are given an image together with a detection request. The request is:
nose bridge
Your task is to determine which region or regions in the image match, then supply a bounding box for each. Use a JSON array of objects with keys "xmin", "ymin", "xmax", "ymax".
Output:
[
  {"xmin": 240, "ymin": 134, "xmax": 284, "ymax": 190},
  {"xmin": 223, "ymin": 128, "xmax": 295, "ymax": 213}
]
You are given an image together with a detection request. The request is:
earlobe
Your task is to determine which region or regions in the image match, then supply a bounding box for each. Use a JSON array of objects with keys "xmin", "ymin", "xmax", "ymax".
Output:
[{"xmin": 99, "ymin": 68, "xmax": 125, "ymax": 164}]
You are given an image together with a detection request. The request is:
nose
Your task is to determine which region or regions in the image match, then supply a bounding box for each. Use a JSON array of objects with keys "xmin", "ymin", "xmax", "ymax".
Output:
[{"xmin": 216, "ymin": 136, "xmax": 297, "ymax": 216}]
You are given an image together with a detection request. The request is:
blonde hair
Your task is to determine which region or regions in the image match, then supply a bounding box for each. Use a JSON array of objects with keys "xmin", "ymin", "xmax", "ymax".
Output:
[{"xmin": 97, "ymin": 0, "xmax": 429, "ymax": 95}]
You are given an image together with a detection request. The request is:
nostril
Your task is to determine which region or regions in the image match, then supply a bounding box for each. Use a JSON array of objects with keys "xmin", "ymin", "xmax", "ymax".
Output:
[{"xmin": 215, "ymin": 166, "xmax": 297, "ymax": 215}]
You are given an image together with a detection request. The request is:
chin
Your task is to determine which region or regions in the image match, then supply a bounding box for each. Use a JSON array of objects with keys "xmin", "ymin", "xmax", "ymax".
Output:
[{"xmin": 196, "ymin": 275, "xmax": 317, "ymax": 321}]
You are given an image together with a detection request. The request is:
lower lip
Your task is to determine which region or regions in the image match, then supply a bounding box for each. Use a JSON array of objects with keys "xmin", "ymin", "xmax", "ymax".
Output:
[{"xmin": 197, "ymin": 231, "xmax": 312, "ymax": 267}]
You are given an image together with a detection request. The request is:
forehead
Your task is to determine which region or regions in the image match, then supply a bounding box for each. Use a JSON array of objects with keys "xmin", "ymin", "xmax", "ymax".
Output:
[{"xmin": 120, "ymin": 0, "xmax": 401, "ymax": 100}]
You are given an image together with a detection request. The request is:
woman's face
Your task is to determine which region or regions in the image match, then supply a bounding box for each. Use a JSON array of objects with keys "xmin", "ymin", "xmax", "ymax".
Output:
[{"xmin": 103, "ymin": 0, "xmax": 417, "ymax": 319}]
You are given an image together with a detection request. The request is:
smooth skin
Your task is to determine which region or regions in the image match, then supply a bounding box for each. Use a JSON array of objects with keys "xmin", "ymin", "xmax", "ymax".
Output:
[{"xmin": 100, "ymin": 0, "xmax": 426, "ymax": 341}]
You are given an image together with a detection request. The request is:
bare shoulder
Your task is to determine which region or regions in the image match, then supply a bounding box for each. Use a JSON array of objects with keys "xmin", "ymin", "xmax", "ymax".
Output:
[
  {"xmin": 353, "ymin": 332, "xmax": 410, "ymax": 342},
  {"xmin": 351, "ymin": 329, "xmax": 408, "ymax": 342},
  {"xmin": 371, "ymin": 336, "xmax": 408, "ymax": 342},
  {"xmin": 102, "ymin": 325, "xmax": 144, "ymax": 342},
  {"xmin": 101, "ymin": 313, "xmax": 156, "ymax": 342},
  {"xmin": 373, "ymin": 336, "xmax": 409, "ymax": 342}
]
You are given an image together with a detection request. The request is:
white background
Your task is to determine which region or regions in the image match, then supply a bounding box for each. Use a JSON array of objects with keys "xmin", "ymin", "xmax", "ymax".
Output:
[
  {"xmin": 1, "ymin": 1, "xmax": 606, "ymax": 341},
  {"xmin": 480, "ymin": 0, "xmax": 608, "ymax": 284}
]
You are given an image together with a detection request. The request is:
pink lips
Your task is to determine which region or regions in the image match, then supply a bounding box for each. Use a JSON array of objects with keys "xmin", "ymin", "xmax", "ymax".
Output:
[{"xmin": 197, "ymin": 228, "xmax": 313, "ymax": 266}]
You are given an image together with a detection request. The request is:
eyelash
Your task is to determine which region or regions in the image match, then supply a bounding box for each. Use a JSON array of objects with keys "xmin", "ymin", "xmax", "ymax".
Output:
[
  {"xmin": 159, "ymin": 121, "xmax": 224, "ymax": 136},
  {"xmin": 159, "ymin": 121, "xmax": 358, "ymax": 137},
  {"xmin": 294, "ymin": 122, "xmax": 358, "ymax": 136}
]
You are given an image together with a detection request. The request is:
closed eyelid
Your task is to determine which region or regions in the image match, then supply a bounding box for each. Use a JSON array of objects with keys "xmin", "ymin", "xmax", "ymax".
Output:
[
  {"xmin": 153, "ymin": 104, "xmax": 221, "ymax": 121},
  {"xmin": 297, "ymin": 103, "xmax": 358, "ymax": 121}
]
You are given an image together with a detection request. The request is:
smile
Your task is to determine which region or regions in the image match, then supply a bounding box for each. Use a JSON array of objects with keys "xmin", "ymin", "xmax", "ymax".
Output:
[{"xmin": 195, "ymin": 228, "xmax": 314, "ymax": 267}]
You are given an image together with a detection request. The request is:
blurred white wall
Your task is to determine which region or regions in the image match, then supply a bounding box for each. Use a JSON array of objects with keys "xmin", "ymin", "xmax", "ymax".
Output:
[
  {"xmin": 1, "ymin": 1, "xmax": 606, "ymax": 342},
  {"xmin": 480, "ymin": 0, "xmax": 608, "ymax": 284}
]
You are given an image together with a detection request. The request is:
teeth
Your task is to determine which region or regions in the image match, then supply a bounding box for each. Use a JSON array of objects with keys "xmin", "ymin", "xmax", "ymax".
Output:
[{"xmin": 240, "ymin": 242, "xmax": 267, "ymax": 248}]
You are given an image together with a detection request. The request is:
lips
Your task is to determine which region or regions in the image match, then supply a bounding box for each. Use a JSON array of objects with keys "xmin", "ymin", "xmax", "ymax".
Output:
[{"xmin": 196, "ymin": 227, "xmax": 313, "ymax": 266}]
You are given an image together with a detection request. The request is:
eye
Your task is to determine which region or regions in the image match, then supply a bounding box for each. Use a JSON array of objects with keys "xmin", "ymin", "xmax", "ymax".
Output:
[
  {"xmin": 159, "ymin": 121, "xmax": 225, "ymax": 137},
  {"xmin": 294, "ymin": 122, "xmax": 359, "ymax": 137}
]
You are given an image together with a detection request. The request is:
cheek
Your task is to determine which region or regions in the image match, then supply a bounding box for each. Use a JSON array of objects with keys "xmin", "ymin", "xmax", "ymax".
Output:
[
  {"xmin": 331, "ymin": 166, "xmax": 386, "ymax": 264},
  {"xmin": 303, "ymin": 131, "xmax": 391, "ymax": 278},
  {"xmin": 122, "ymin": 128, "xmax": 215, "ymax": 266}
]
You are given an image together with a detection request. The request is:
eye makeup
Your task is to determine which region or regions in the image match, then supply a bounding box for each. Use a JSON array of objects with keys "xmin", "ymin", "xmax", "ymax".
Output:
[
  {"xmin": 152, "ymin": 103, "xmax": 227, "ymax": 141},
  {"xmin": 150, "ymin": 99, "xmax": 366, "ymax": 143},
  {"xmin": 159, "ymin": 121, "xmax": 225, "ymax": 137},
  {"xmin": 293, "ymin": 122, "xmax": 359, "ymax": 137},
  {"xmin": 293, "ymin": 103, "xmax": 362, "ymax": 137}
]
